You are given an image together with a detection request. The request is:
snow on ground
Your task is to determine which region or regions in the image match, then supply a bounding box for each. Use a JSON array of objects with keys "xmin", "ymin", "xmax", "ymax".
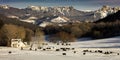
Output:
[
  {"xmin": 74, "ymin": 36, "xmax": 120, "ymax": 48},
  {"xmin": 0, "ymin": 36, "xmax": 120, "ymax": 60}
]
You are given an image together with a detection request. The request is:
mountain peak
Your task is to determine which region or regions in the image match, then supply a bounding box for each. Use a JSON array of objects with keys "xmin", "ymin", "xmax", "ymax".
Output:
[
  {"xmin": 51, "ymin": 16, "xmax": 70, "ymax": 23},
  {"xmin": 95, "ymin": 10, "xmax": 120, "ymax": 23},
  {"xmin": 95, "ymin": 5, "xmax": 120, "ymax": 19},
  {"xmin": 27, "ymin": 5, "xmax": 74, "ymax": 12},
  {"xmin": 0, "ymin": 5, "xmax": 10, "ymax": 9}
]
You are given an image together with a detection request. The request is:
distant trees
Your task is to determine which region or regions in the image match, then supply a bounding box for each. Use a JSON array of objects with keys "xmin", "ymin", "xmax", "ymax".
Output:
[
  {"xmin": 71, "ymin": 26, "xmax": 83, "ymax": 37},
  {"xmin": 91, "ymin": 20, "xmax": 120, "ymax": 39},
  {"xmin": 0, "ymin": 14, "xmax": 39, "ymax": 31},
  {"xmin": 43, "ymin": 20, "xmax": 120, "ymax": 41},
  {"xmin": 0, "ymin": 24, "xmax": 36, "ymax": 46},
  {"xmin": 34, "ymin": 28, "xmax": 45, "ymax": 45},
  {"xmin": 24, "ymin": 29, "xmax": 33, "ymax": 44},
  {"xmin": 44, "ymin": 25, "xmax": 61, "ymax": 35},
  {"xmin": 92, "ymin": 31, "xmax": 102, "ymax": 38},
  {"xmin": 56, "ymin": 31, "xmax": 76, "ymax": 42},
  {"xmin": 0, "ymin": 20, "xmax": 4, "ymax": 28},
  {"xmin": 0, "ymin": 14, "xmax": 43, "ymax": 46},
  {"xmin": 43, "ymin": 11, "xmax": 120, "ymax": 40},
  {"xmin": 0, "ymin": 24, "xmax": 26, "ymax": 46},
  {"xmin": 70, "ymin": 23, "xmax": 92, "ymax": 38},
  {"xmin": 49, "ymin": 31, "xmax": 76, "ymax": 42}
]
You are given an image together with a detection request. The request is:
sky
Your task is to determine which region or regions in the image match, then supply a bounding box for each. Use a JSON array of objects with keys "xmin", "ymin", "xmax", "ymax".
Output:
[{"xmin": 0, "ymin": 0, "xmax": 120, "ymax": 10}]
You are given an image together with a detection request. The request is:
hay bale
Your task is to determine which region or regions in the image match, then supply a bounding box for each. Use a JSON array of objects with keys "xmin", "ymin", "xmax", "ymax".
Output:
[
  {"xmin": 42, "ymin": 43, "xmax": 48, "ymax": 45},
  {"xmin": 46, "ymin": 47, "xmax": 51, "ymax": 50},
  {"xmin": 83, "ymin": 53, "xmax": 86, "ymax": 55},
  {"xmin": 45, "ymin": 43, "xmax": 48, "ymax": 45},
  {"xmin": 62, "ymin": 43, "xmax": 64, "ymax": 45},
  {"xmin": 56, "ymin": 49, "xmax": 60, "ymax": 51},
  {"xmin": 35, "ymin": 48, "xmax": 37, "ymax": 51},
  {"xmin": 71, "ymin": 48, "xmax": 75, "ymax": 50},
  {"xmin": 89, "ymin": 50, "xmax": 92, "ymax": 52},
  {"xmin": 62, "ymin": 53, "xmax": 66, "ymax": 55},
  {"xmin": 29, "ymin": 48, "xmax": 32, "ymax": 50},
  {"xmin": 8, "ymin": 51, "xmax": 12, "ymax": 54},
  {"xmin": 66, "ymin": 48, "xmax": 70, "ymax": 50},
  {"xmin": 95, "ymin": 50, "xmax": 97, "ymax": 53},
  {"xmin": 21, "ymin": 47, "xmax": 23, "ymax": 50},
  {"xmin": 83, "ymin": 50, "xmax": 88, "ymax": 52},
  {"xmin": 98, "ymin": 50, "xmax": 103, "ymax": 53},
  {"xmin": 109, "ymin": 52, "xmax": 113, "ymax": 54},
  {"xmin": 57, "ymin": 43, "xmax": 59, "ymax": 45},
  {"xmin": 104, "ymin": 52, "xmax": 109, "ymax": 54},
  {"xmin": 43, "ymin": 49, "xmax": 46, "ymax": 51},
  {"xmin": 38, "ymin": 47, "xmax": 42, "ymax": 49},
  {"xmin": 63, "ymin": 48, "xmax": 66, "ymax": 51},
  {"xmin": 42, "ymin": 43, "xmax": 44, "ymax": 45},
  {"xmin": 117, "ymin": 53, "xmax": 119, "ymax": 55},
  {"xmin": 74, "ymin": 51, "xmax": 76, "ymax": 53},
  {"xmin": 60, "ymin": 48, "xmax": 64, "ymax": 49},
  {"xmin": 66, "ymin": 43, "xmax": 68, "ymax": 46},
  {"xmin": 68, "ymin": 44, "xmax": 71, "ymax": 45}
]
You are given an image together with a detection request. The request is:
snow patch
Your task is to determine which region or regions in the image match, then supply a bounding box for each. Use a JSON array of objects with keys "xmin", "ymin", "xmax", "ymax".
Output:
[{"xmin": 51, "ymin": 16, "xmax": 69, "ymax": 23}]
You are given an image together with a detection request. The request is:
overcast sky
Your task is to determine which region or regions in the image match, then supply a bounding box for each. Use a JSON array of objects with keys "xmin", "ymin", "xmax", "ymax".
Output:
[{"xmin": 0, "ymin": 0, "xmax": 120, "ymax": 10}]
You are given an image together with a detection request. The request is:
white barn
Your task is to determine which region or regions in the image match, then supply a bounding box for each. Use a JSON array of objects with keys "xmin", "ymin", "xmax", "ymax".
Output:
[{"xmin": 11, "ymin": 39, "xmax": 26, "ymax": 48}]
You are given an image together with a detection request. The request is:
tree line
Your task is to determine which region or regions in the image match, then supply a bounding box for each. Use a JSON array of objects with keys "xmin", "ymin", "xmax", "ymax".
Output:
[{"xmin": 0, "ymin": 14, "xmax": 44, "ymax": 46}]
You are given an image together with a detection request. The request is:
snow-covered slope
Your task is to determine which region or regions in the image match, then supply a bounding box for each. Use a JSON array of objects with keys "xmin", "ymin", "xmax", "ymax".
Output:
[
  {"xmin": 36, "ymin": 16, "xmax": 70, "ymax": 27},
  {"xmin": 95, "ymin": 5, "xmax": 120, "ymax": 19},
  {"xmin": 72, "ymin": 36, "xmax": 120, "ymax": 48},
  {"xmin": 51, "ymin": 16, "xmax": 69, "ymax": 23}
]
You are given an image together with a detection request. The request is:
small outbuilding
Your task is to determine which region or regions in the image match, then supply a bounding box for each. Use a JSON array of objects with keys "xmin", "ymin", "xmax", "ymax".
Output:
[{"xmin": 11, "ymin": 39, "xmax": 26, "ymax": 48}]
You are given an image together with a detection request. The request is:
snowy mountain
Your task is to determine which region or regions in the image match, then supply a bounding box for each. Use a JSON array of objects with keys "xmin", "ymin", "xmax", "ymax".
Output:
[
  {"xmin": 20, "ymin": 16, "xmax": 38, "ymax": 24},
  {"xmin": 95, "ymin": 5, "xmax": 120, "ymax": 19},
  {"xmin": 0, "ymin": 5, "xmax": 120, "ymax": 26},
  {"xmin": 95, "ymin": 10, "xmax": 120, "ymax": 23},
  {"xmin": 27, "ymin": 6, "xmax": 74, "ymax": 15},
  {"xmin": 51, "ymin": 16, "xmax": 70, "ymax": 23},
  {"xmin": 35, "ymin": 16, "xmax": 70, "ymax": 27},
  {"xmin": 0, "ymin": 5, "xmax": 10, "ymax": 9},
  {"xmin": 0, "ymin": 5, "xmax": 88, "ymax": 21}
]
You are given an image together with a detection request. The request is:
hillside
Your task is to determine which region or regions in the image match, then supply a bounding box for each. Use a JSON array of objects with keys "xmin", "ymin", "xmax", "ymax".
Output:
[
  {"xmin": 0, "ymin": 14, "xmax": 45, "ymax": 46},
  {"xmin": 0, "ymin": 14, "xmax": 39, "ymax": 31},
  {"xmin": 95, "ymin": 10, "xmax": 120, "ymax": 23},
  {"xmin": 90, "ymin": 10, "xmax": 120, "ymax": 39}
]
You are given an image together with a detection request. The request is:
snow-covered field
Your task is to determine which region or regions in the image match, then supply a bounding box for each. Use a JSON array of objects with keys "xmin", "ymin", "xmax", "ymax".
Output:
[
  {"xmin": 0, "ymin": 36, "xmax": 120, "ymax": 60},
  {"xmin": 74, "ymin": 36, "xmax": 120, "ymax": 48}
]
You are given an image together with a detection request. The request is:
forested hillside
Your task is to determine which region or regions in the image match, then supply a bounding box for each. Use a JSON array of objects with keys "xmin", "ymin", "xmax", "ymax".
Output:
[{"xmin": 0, "ymin": 14, "xmax": 43, "ymax": 46}]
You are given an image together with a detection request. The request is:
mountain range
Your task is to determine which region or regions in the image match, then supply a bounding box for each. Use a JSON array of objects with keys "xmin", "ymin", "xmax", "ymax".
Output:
[{"xmin": 0, "ymin": 5, "xmax": 120, "ymax": 27}]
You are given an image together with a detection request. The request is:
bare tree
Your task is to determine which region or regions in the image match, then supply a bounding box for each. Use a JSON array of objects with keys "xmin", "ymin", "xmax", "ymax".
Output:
[{"xmin": 0, "ymin": 24, "xmax": 26, "ymax": 46}]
